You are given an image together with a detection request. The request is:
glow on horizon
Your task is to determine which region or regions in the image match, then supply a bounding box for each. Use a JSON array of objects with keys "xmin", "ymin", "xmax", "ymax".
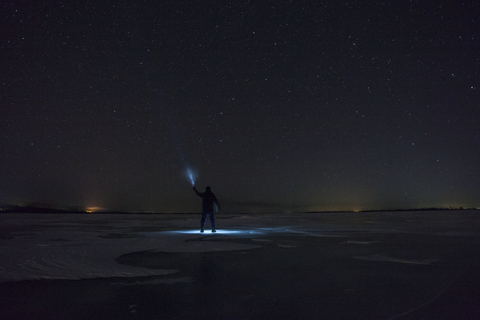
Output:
[{"xmin": 85, "ymin": 206, "xmax": 105, "ymax": 213}]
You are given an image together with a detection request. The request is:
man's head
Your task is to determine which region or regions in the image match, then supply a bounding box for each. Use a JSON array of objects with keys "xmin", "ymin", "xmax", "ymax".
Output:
[{"xmin": 206, "ymin": 186, "xmax": 211, "ymax": 193}]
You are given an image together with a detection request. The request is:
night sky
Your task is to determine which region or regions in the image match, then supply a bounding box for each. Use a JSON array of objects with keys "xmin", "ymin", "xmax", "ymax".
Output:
[{"xmin": 1, "ymin": 1, "xmax": 479, "ymax": 213}]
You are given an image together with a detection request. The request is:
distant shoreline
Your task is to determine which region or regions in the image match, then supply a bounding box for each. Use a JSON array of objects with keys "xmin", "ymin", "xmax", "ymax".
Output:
[{"xmin": 0, "ymin": 205, "xmax": 478, "ymax": 214}]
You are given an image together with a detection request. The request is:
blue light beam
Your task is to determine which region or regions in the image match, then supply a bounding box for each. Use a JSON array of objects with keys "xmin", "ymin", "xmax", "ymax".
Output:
[{"xmin": 185, "ymin": 168, "xmax": 198, "ymax": 186}]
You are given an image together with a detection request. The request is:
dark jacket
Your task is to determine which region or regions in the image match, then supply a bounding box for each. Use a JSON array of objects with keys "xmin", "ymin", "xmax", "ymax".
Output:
[{"xmin": 195, "ymin": 189, "xmax": 220, "ymax": 213}]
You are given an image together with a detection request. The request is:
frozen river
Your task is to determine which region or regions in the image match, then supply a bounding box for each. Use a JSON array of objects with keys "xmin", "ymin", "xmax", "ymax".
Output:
[{"xmin": 1, "ymin": 210, "xmax": 479, "ymax": 319}]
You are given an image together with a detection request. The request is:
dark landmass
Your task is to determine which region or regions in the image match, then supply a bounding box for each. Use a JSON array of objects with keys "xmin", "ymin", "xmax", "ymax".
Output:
[
  {"xmin": 0, "ymin": 204, "xmax": 185, "ymax": 214},
  {"xmin": 304, "ymin": 207, "xmax": 479, "ymax": 214},
  {"xmin": 0, "ymin": 204, "xmax": 478, "ymax": 214},
  {"xmin": 0, "ymin": 205, "xmax": 87, "ymax": 214}
]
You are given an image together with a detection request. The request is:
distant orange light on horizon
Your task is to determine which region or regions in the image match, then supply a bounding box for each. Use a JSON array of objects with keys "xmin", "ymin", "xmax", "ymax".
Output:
[{"xmin": 85, "ymin": 206, "xmax": 104, "ymax": 213}]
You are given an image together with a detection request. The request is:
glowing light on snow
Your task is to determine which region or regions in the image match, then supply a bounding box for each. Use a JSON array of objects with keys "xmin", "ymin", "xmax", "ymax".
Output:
[
  {"xmin": 185, "ymin": 168, "xmax": 197, "ymax": 186},
  {"xmin": 169, "ymin": 229, "xmax": 262, "ymax": 235}
]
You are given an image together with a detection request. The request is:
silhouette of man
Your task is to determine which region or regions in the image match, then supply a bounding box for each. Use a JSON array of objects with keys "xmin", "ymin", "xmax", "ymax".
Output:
[{"xmin": 193, "ymin": 185, "xmax": 221, "ymax": 233}]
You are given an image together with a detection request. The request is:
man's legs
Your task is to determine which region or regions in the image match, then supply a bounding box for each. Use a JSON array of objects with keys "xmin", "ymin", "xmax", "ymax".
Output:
[
  {"xmin": 209, "ymin": 212, "xmax": 216, "ymax": 232},
  {"xmin": 200, "ymin": 212, "xmax": 207, "ymax": 232},
  {"xmin": 201, "ymin": 211, "xmax": 215, "ymax": 232}
]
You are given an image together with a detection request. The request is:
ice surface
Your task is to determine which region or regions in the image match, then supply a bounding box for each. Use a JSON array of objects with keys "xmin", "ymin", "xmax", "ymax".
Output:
[
  {"xmin": 1, "ymin": 211, "xmax": 480, "ymax": 319},
  {"xmin": 354, "ymin": 254, "xmax": 440, "ymax": 265},
  {"xmin": 344, "ymin": 240, "xmax": 381, "ymax": 244},
  {"xmin": 0, "ymin": 229, "xmax": 179, "ymax": 282},
  {"xmin": 0, "ymin": 214, "xmax": 267, "ymax": 282},
  {"xmin": 139, "ymin": 230, "xmax": 262, "ymax": 252},
  {"xmin": 0, "ymin": 211, "xmax": 478, "ymax": 284}
]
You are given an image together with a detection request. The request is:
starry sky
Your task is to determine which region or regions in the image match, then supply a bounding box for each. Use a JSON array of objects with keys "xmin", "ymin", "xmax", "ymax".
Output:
[{"xmin": 1, "ymin": 1, "xmax": 479, "ymax": 213}]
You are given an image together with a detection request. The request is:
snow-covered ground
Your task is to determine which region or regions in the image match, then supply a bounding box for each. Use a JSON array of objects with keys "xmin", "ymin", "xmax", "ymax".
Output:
[
  {"xmin": 0, "ymin": 211, "xmax": 479, "ymax": 319},
  {"xmin": 0, "ymin": 213, "xmax": 254, "ymax": 282},
  {"xmin": 0, "ymin": 211, "xmax": 478, "ymax": 282}
]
